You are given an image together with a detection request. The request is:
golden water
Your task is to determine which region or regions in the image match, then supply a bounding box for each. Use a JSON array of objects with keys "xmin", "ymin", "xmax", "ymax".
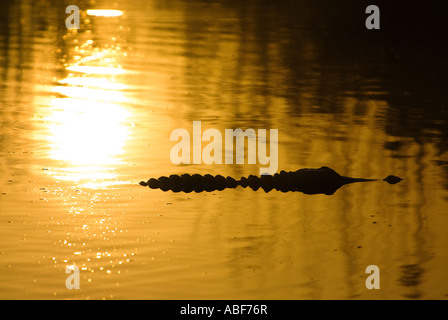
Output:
[{"xmin": 1, "ymin": 0, "xmax": 447, "ymax": 299}]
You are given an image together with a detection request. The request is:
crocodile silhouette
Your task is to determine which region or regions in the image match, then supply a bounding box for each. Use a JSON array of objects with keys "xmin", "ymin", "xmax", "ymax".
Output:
[{"xmin": 139, "ymin": 166, "xmax": 402, "ymax": 195}]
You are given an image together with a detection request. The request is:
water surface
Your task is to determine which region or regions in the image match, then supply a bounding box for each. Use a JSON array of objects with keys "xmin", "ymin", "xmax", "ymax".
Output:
[{"xmin": 1, "ymin": 0, "xmax": 447, "ymax": 299}]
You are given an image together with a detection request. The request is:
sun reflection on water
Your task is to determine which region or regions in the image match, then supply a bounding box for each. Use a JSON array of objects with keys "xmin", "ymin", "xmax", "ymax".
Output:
[
  {"xmin": 86, "ymin": 9, "xmax": 124, "ymax": 17},
  {"xmin": 47, "ymin": 86, "xmax": 131, "ymax": 187},
  {"xmin": 39, "ymin": 9, "xmax": 140, "ymax": 292},
  {"xmin": 45, "ymin": 20, "xmax": 133, "ymax": 189},
  {"xmin": 65, "ymin": 66, "xmax": 126, "ymax": 76}
]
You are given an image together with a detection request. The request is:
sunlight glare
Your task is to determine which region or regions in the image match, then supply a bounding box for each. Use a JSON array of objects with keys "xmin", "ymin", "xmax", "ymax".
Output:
[
  {"xmin": 86, "ymin": 10, "xmax": 124, "ymax": 17},
  {"xmin": 66, "ymin": 66, "xmax": 126, "ymax": 75},
  {"xmin": 58, "ymin": 78, "xmax": 127, "ymax": 91},
  {"xmin": 46, "ymin": 98, "xmax": 131, "ymax": 166}
]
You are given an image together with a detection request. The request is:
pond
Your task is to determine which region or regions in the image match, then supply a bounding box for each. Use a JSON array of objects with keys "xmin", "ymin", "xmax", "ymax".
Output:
[{"xmin": 0, "ymin": 0, "xmax": 447, "ymax": 299}]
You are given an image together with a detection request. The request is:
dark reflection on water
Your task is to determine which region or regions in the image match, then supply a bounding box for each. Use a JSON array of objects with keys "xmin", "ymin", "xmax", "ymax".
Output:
[
  {"xmin": 399, "ymin": 264, "xmax": 425, "ymax": 299},
  {"xmin": 1, "ymin": 0, "xmax": 448, "ymax": 299}
]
